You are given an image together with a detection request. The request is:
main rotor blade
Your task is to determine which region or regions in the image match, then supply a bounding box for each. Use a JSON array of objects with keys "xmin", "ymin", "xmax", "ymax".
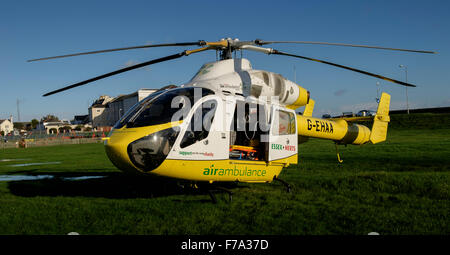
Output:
[
  {"xmin": 272, "ymin": 50, "xmax": 417, "ymax": 87},
  {"xmin": 43, "ymin": 52, "xmax": 187, "ymax": 97},
  {"xmin": 29, "ymin": 41, "xmax": 204, "ymax": 62},
  {"xmin": 256, "ymin": 40, "xmax": 436, "ymax": 54}
]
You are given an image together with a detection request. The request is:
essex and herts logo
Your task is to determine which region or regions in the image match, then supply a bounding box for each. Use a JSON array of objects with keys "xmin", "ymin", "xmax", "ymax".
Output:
[{"xmin": 271, "ymin": 143, "xmax": 296, "ymax": 151}]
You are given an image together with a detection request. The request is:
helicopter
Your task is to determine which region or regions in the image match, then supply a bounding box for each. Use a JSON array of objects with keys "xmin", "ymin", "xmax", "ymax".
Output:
[{"xmin": 29, "ymin": 38, "xmax": 435, "ymax": 196}]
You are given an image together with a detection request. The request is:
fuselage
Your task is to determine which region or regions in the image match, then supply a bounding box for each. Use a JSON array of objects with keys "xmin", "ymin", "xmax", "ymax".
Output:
[
  {"xmin": 103, "ymin": 58, "xmax": 388, "ymax": 182},
  {"xmin": 103, "ymin": 58, "xmax": 309, "ymax": 182}
]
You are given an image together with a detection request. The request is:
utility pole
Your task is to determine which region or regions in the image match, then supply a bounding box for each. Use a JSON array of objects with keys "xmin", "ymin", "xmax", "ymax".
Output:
[
  {"xmin": 16, "ymin": 99, "xmax": 21, "ymax": 122},
  {"xmin": 376, "ymin": 82, "xmax": 380, "ymax": 103},
  {"xmin": 399, "ymin": 65, "xmax": 409, "ymax": 114}
]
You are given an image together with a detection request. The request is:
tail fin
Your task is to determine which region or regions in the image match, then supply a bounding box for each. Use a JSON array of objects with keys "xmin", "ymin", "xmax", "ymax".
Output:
[
  {"xmin": 370, "ymin": 92, "xmax": 391, "ymax": 144},
  {"xmin": 303, "ymin": 99, "xmax": 315, "ymax": 117}
]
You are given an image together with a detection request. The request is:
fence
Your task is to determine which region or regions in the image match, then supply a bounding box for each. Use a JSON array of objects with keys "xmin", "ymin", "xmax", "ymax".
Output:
[{"xmin": 1, "ymin": 131, "xmax": 106, "ymax": 149}]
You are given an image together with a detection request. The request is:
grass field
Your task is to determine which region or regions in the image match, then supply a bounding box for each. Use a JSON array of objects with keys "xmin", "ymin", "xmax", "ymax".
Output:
[{"xmin": 0, "ymin": 113, "xmax": 449, "ymax": 235}]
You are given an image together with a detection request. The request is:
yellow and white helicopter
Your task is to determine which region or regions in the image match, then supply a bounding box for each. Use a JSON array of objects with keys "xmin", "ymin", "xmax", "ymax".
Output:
[{"xmin": 29, "ymin": 38, "xmax": 434, "ymax": 195}]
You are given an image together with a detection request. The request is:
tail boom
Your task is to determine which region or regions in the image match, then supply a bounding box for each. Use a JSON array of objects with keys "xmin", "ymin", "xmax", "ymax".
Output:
[{"xmin": 296, "ymin": 92, "xmax": 391, "ymax": 145}]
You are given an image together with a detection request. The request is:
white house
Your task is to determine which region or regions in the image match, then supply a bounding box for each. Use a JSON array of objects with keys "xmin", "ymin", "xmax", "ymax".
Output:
[
  {"xmin": 0, "ymin": 116, "xmax": 13, "ymax": 135},
  {"xmin": 88, "ymin": 95, "xmax": 114, "ymax": 130},
  {"xmin": 35, "ymin": 121, "xmax": 69, "ymax": 134},
  {"xmin": 89, "ymin": 89, "xmax": 158, "ymax": 130}
]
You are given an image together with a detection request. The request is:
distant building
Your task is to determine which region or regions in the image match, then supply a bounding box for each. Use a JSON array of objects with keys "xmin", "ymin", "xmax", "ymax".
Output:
[
  {"xmin": 107, "ymin": 89, "xmax": 157, "ymax": 126},
  {"xmin": 36, "ymin": 121, "xmax": 71, "ymax": 134},
  {"xmin": 71, "ymin": 115, "xmax": 89, "ymax": 125},
  {"xmin": 34, "ymin": 118, "xmax": 92, "ymax": 134},
  {"xmin": 0, "ymin": 116, "xmax": 13, "ymax": 135},
  {"xmin": 89, "ymin": 89, "xmax": 158, "ymax": 130},
  {"xmin": 88, "ymin": 95, "xmax": 114, "ymax": 130}
]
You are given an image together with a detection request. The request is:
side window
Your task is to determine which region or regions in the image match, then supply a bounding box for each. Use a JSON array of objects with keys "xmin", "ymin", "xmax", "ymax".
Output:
[
  {"xmin": 272, "ymin": 110, "xmax": 296, "ymax": 135},
  {"xmin": 273, "ymin": 74, "xmax": 285, "ymax": 97},
  {"xmin": 180, "ymin": 100, "xmax": 217, "ymax": 148}
]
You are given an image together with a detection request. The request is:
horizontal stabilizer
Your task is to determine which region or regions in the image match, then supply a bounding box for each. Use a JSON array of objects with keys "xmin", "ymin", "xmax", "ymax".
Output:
[{"xmin": 330, "ymin": 116, "xmax": 373, "ymax": 122}]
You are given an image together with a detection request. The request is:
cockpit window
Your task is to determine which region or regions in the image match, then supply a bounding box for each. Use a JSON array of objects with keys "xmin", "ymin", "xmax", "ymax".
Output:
[
  {"xmin": 113, "ymin": 89, "xmax": 166, "ymax": 129},
  {"xmin": 127, "ymin": 126, "xmax": 180, "ymax": 172},
  {"xmin": 124, "ymin": 87, "xmax": 214, "ymax": 128}
]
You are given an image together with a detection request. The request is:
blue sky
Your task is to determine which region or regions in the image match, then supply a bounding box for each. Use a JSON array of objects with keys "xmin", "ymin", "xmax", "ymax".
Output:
[{"xmin": 1, "ymin": 0, "xmax": 449, "ymax": 121}]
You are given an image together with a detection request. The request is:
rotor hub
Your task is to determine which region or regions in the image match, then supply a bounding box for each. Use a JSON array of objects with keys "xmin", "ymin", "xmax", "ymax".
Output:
[{"xmin": 218, "ymin": 38, "xmax": 241, "ymax": 60}]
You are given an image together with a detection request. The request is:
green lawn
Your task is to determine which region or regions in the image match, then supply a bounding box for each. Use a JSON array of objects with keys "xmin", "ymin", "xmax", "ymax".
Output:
[{"xmin": 0, "ymin": 114, "xmax": 449, "ymax": 235}]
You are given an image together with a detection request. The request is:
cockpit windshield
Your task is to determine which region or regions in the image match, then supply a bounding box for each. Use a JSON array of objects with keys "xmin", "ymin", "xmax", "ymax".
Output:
[
  {"xmin": 113, "ymin": 89, "xmax": 166, "ymax": 129},
  {"xmin": 113, "ymin": 87, "xmax": 214, "ymax": 129}
]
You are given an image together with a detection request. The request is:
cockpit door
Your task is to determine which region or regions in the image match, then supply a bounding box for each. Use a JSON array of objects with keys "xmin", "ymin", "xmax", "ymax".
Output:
[
  {"xmin": 268, "ymin": 106, "xmax": 298, "ymax": 162},
  {"xmin": 168, "ymin": 96, "xmax": 228, "ymax": 160}
]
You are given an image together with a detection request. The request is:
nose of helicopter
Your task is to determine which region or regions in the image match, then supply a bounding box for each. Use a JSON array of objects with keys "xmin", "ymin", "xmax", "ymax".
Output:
[
  {"xmin": 104, "ymin": 130, "xmax": 141, "ymax": 174},
  {"xmin": 103, "ymin": 122, "xmax": 182, "ymax": 174}
]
